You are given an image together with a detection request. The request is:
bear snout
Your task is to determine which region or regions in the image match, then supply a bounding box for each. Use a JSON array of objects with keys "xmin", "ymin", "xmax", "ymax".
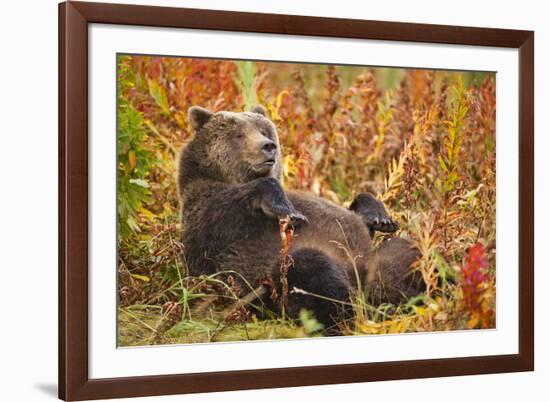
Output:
[{"xmin": 260, "ymin": 139, "xmax": 277, "ymax": 159}]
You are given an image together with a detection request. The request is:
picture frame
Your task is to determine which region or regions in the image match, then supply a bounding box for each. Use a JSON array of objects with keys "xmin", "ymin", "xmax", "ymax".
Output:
[{"xmin": 59, "ymin": 1, "xmax": 534, "ymax": 400}]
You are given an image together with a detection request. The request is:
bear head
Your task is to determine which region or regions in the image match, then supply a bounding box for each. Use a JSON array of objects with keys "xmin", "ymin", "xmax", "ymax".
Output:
[{"xmin": 186, "ymin": 105, "xmax": 282, "ymax": 184}]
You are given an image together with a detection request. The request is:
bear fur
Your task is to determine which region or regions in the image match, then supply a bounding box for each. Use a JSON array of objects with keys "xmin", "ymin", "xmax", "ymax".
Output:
[{"xmin": 178, "ymin": 105, "xmax": 423, "ymax": 332}]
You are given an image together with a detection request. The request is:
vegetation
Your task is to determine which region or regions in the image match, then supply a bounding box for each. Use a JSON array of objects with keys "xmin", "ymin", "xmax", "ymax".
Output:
[{"xmin": 117, "ymin": 55, "xmax": 496, "ymax": 346}]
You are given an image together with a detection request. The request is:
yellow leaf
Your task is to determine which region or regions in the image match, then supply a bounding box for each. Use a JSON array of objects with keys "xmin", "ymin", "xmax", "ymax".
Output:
[
  {"xmin": 282, "ymin": 155, "xmax": 297, "ymax": 179},
  {"xmin": 427, "ymin": 301, "xmax": 440, "ymax": 312},
  {"xmin": 138, "ymin": 207, "xmax": 155, "ymax": 219},
  {"xmin": 276, "ymin": 90, "xmax": 289, "ymax": 110},
  {"xmin": 131, "ymin": 273, "xmax": 150, "ymax": 282},
  {"xmin": 128, "ymin": 150, "xmax": 137, "ymax": 170},
  {"xmin": 434, "ymin": 312, "xmax": 448, "ymax": 321},
  {"xmin": 269, "ymin": 90, "xmax": 289, "ymax": 121},
  {"xmin": 413, "ymin": 306, "xmax": 427, "ymax": 316}
]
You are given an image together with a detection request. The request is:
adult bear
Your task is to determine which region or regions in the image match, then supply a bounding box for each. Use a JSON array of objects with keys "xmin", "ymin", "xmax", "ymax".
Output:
[{"xmin": 178, "ymin": 105, "xmax": 423, "ymax": 333}]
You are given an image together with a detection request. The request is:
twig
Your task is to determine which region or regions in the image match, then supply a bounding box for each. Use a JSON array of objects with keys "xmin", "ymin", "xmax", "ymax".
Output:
[
  {"xmin": 331, "ymin": 219, "xmax": 363, "ymax": 295},
  {"xmin": 291, "ymin": 287, "xmax": 354, "ymax": 306},
  {"xmin": 222, "ymin": 286, "xmax": 266, "ymax": 321},
  {"xmin": 278, "ymin": 216, "xmax": 295, "ymax": 318}
]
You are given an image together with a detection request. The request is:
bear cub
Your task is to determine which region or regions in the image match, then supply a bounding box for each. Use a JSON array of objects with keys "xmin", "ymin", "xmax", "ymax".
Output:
[{"xmin": 178, "ymin": 105, "xmax": 423, "ymax": 333}]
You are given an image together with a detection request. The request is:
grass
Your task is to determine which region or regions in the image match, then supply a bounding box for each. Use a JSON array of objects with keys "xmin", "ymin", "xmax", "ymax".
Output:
[{"xmin": 116, "ymin": 55, "xmax": 496, "ymax": 346}]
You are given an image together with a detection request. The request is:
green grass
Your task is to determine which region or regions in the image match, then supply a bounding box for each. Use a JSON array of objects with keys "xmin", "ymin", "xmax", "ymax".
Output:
[{"xmin": 118, "ymin": 306, "xmax": 325, "ymax": 346}]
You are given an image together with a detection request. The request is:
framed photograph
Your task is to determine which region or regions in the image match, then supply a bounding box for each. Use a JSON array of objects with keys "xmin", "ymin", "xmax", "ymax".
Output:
[{"xmin": 59, "ymin": 1, "xmax": 534, "ymax": 400}]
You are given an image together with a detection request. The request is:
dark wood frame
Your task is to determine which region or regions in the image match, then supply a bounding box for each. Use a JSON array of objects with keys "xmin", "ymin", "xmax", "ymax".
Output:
[{"xmin": 59, "ymin": 1, "xmax": 534, "ymax": 400}]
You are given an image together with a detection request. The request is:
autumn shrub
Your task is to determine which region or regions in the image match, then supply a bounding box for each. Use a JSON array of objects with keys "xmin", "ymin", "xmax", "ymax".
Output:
[{"xmin": 116, "ymin": 54, "xmax": 496, "ymax": 345}]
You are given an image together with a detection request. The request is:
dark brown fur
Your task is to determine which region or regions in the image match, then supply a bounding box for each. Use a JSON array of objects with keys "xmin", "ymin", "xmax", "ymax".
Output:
[
  {"xmin": 365, "ymin": 237, "xmax": 424, "ymax": 305},
  {"xmin": 178, "ymin": 106, "xmax": 423, "ymax": 330}
]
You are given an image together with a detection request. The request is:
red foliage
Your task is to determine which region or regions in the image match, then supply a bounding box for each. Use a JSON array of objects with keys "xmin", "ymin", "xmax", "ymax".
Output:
[{"xmin": 460, "ymin": 243, "xmax": 494, "ymax": 328}]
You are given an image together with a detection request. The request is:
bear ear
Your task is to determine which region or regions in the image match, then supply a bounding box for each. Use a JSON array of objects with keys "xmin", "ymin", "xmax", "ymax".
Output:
[
  {"xmin": 188, "ymin": 106, "xmax": 213, "ymax": 131},
  {"xmin": 250, "ymin": 105, "xmax": 267, "ymax": 117}
]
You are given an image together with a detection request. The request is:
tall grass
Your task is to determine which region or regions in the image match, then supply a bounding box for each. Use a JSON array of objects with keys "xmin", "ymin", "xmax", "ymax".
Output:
[{"xmin": 116, "ymin": 55, "xmax": 496, "ymax": 345}]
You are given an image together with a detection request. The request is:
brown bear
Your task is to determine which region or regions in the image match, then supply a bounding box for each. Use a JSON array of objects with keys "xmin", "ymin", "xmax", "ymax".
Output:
[{"xmin": 177, "ymin": 105, "xmax": 423, "ymax": 333}]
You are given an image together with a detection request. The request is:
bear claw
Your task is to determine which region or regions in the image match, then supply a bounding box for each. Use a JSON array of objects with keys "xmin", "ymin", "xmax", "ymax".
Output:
[
  {"xmin": 349, "ymin": 192, "xmax": 398, "ymax": 234},
  {"xmin": 368, "ymin": 216, "xmax": 398, "ymax": 233},
  {"xmin": 288, "ymin": 211, "xmax": 308, "ymax": 226}
]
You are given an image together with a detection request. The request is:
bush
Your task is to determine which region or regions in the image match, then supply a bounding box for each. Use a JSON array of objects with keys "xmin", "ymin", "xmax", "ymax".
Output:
[{"xmin": 116, "ymin": 55, "xmax": 496, "ymax": 345}]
